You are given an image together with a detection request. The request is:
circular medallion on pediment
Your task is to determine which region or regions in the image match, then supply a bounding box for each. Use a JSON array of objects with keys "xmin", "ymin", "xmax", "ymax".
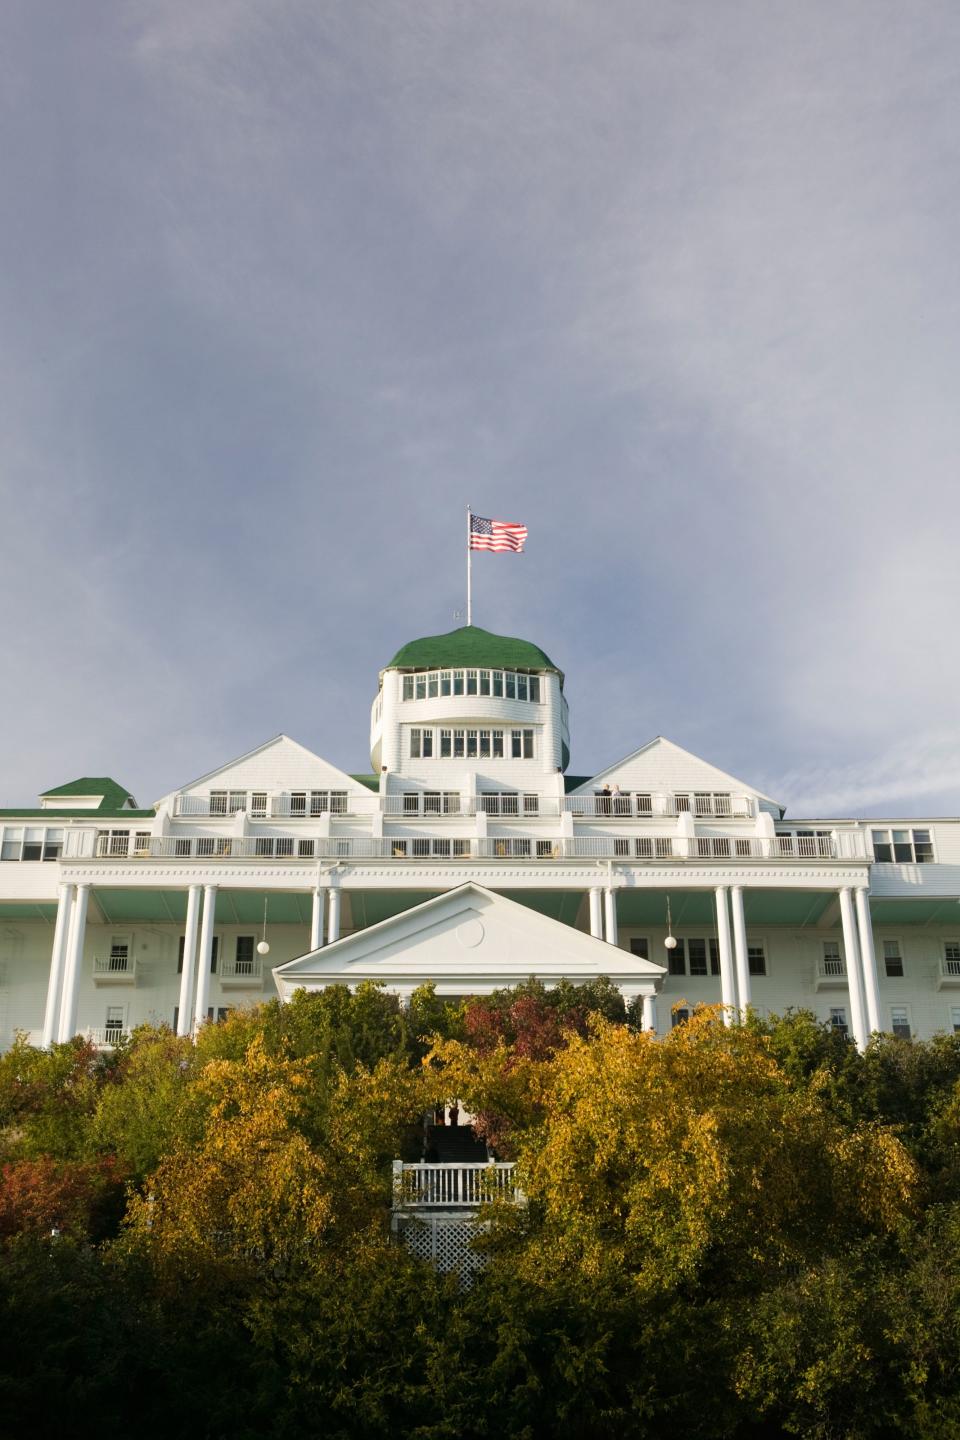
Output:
[{"xmin": 456, "ymin": 920, "xmax": 485, "ymax": 948}]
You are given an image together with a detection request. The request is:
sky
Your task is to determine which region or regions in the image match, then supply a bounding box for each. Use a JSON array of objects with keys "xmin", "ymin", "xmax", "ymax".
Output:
[{"xmin": 2, "ymin": 0, "xmax": 960, "ymax": 819}]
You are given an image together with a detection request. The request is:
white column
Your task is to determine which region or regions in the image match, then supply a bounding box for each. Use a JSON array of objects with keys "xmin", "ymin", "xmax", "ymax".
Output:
[
  {"xmin": 42, "ymin": 884, "xmax": 74, "ymax": 1048},
  {"xmin": 714, "ymin": 886, "xmax": 736, "ymax": 1025},
  {"xmin": 730, "ymin": 884, "xmax": 750, "ymax": 1018},
  {"xmin": 327, "ymin": 887, "xmax": 342, "ymax": 944},
  {"xmin": 604, "ymin": 888, "xmax": 619, "ymax": 947},
  {"xmin": 855, "ymin": 887, "xmax": 881, "ymax": 1037},
  {"xmin": 58, "ymin": 882, "xmax": 90, "ymax": 1042},
  {"xmin": 311, "ymin": 888, "xmax": 325, "ymax": 950},
  {"xmin": 588, "ymin": 887, "xmax": 604, "ymax": 939},
  {"xmin": 192, "ymin": 885, "xmax": 217, "ymax": 1033},
  {"xmin": 176, "ymin": 885, "xmax": 202, "ymax": 1037},
  {"xmin": 641, "ymin": 993, "xmax": 657, "ymax": 1032},
  {"xmin": 839, "ymin": 887, "xmax": 868, "ymax": 1051}
]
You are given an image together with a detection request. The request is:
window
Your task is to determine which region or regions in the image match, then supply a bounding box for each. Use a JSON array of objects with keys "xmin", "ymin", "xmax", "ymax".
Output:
[
  {"xmin": 466, "ymin": 730, "xmax": 478, "ymax": 758},
  {"xmin": 275, "ymin": 838, "xmax": 293, "ymax": 857},
  {"xmin": 951, "ymin": 1007, "xmax": 960, "ymax": 1034},
  {"xmin": 671, "ymin": 1008, "xmax": 690, "ymax": 1028},
  {"xmin": 890, "ymin": 1006, "xmax": 911, "ymax": 1040},
  {"xmin": 210, "ymin": 791, "xmax": 228, "ymax": 815},
  {"xmin": 688, "ymin": 939, "xmax": 708, "ymax": 977},
  {"xmin": 453, "ymin": 670, "xmax": 464, "ymax": 696},
  {"xmin": 1, "ymin": 828, "xmax": 22, "ymax": 861},
  {"xmin": 822, "ymin": 940, "xmax": 844, "ymax": 976},
  {"xmin": 177, "ymin": 936, "xmax": 185, "ymax": 974},
  {"xmin": 108, "ymin": 942, "xmax": 129, "ymax": 974},
  {"xmin": 410, "ymin": 729, "xmax": 422, "ymax": 759},
  {"xmin": 635, "ymin": 793, "xmax": 653, "ymax": 815},
  {"xmin": 829, "ymin": 1007, "xmax": 849, "ymax": 1039},
  {"xmin": 492, "ymin": 730, "xmax": 504, "ymax": 758},
  {"xmin": 883, "ymin": 940, "xmax": 904, "ymax": 977},
  {"xmin": 505, "ymin": 672, "xmax": 516, "ymax": 700},
  {"xmin": 415, "ymin": 674, "xmax": 427, "ymax": 700},
  {"xmin": 453, "ymin": 730, "xmax": 465, "ymax": 758},
  {"xmin": 298, "ymin": 839, "xmax": 315, "ymax": 858},
  {"xmin": 536, "ymin": 840, "xmax": 558, "ymax": 858},
  {"xmin": 675, "ymin": 794, "xmax": 691, "ymax": 813},
  {"xmin": 635, "ymin": 838, "xmax": 653, "ymax": 859},
  {"xmin": 210, "ymin": 936, "xmax": 220, "ymax": 974},
  {"xmin": 492, "ymin": 671, "xmax": 503, "ymax": 697},
  {"xmin": 946, "ymin": 942, "xmax": 960, "ymax": 977},
  {"xmin": 516, "ymin": 674, "xmax": 528, "ymax": 701},
  {"xmin": 235, "ymin": 936, "xmax": 255, "ymax": 975},
  {"xmin": 133, "ymin": 832, "xmax": 150, "ymax": 856},
  {"xmin": 440, "ymin": 729, "xmax": 452, "ymax": 758},
  {"xmin": 428, "ymin": 672, "xmax": 439, "ymax": 698},
  {"xmin": 748, "ymin": 944, "xmax": 767, "ymax": 977},
  {"xmin": 251, "ymin": 792, "xmax": 267, "ymax": 817},
  {"xmin": 229, "ymin": 791, "xmax": 246, "ymax": 813},
  {"xmin": 529, "ymin": 676, "xmax": 541, "ymax": 702},
  {"xmin": 255, "ymin": 838, "xmax": 274, "ymax": 857},
  {"xmin": 655, "ymin": 837, "xmax": 674, "ymax": 859},
  {"xmin": 479, "ymin": 730, "xmax": 491, "ymax": 758},
  {"xmin": 479, "ymin": 670, "xmax": 491, "ymax": 696},
  {"xmin": 105, "ymin": 1006, "xmax": 125, "ymax": 1037},
  {"xmin": 422, "ymin": 731, "xmax": 434, "ymax": 758},
  {"xmin": 466, "ymin": 670, "xmax": 478, "ymax": 696},
  {"xmin": 402, "ymin": 675, "xmax": 414, "ymax": 700},
  {"xmin": 871, "ymin": 828, "xmax": 934, "ymax": 863},
  {"xmin": 614, "ymin": 838, "xmax": 630, "ymax": 857},
  {"xmin": 403, "ymin": 793, "xmax": 419, "ymax": 815},
  {"xmin": 667, "ymin": 940, "xmax": 686, "ymax": 977},
  {"xmin": 290, "ymin": 792, "xmax": 306, "ymax": 816},
  {"xmin": 511, "ymin": 729, "xmax": 534, "ymax": 759},
  {"xmin": 206, "ymin": 1007, "xmax": 231, "ymax": 1025},
  {"xmin": 630, "ymin": 938, "xmax": 649, "ymax": 959},
  {"xmin": 709, "ymin": 939, "xmax": 721, "ymax": 976},
  {"xmin": 175, "ymin": 838, "xmax": 192, "ymax": 858}
]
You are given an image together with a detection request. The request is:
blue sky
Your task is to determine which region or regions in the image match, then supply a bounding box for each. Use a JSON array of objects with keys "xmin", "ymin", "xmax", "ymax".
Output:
[{"xmin": 2, "ymin": 1, "xmax": 960, "ymax": 817}]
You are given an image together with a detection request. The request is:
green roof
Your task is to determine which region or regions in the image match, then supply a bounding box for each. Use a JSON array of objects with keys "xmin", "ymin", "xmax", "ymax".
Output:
[
  {"xmin": 349, "ymin": 773, "xmax": 381, "ymax": 792},
  {"xmin": 385, "ymin": 626, "xmax": 562, "ymax": 683},
  {"xmin": 40, "ymin": 777, "xmax": 138, "ymax": 810}
]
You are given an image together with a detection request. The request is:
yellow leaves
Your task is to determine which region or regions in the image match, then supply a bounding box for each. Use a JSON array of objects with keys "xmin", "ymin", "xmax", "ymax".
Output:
[{"xmin": 441, "ymin": 1008, "xmax": 919, "ymax": 1295}]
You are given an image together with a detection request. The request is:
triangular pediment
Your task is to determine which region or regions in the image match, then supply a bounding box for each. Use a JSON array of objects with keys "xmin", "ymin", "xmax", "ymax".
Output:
[
  {"xmin": 274, "ymin": 884, "xmax": 664, "ymax": 1000},
  {"xmin": 158, "ymin": 735, "xmax": 373, "ymax": 808},
  {"xmin": 571, "ymin": 737, "xmax": 782, "ymax": 816}
]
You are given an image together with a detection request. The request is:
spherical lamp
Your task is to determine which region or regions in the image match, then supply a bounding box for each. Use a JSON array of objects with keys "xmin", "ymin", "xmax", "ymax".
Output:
[
  {"xmin": 258, "ymin": 897, "xmax": 270, "ymax": 957},
  {"xmin": 664, "ymin": 896, "xmax": 677, "ymax": 951}
]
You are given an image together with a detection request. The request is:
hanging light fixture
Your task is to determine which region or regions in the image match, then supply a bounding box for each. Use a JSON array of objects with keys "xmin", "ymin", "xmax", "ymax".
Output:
[
  {"xmin": 664, "ymin": 895, "xmax": 677, "ymax": 951},
  {"xmin": 257, "ymin": 895, "xmax": 271, "ymax": 956}
]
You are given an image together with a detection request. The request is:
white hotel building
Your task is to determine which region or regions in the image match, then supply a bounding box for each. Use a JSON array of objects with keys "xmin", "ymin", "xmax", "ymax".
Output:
[{"xmin": 2, "ymin": 624, "xmax": 959, "ymax": 1053}]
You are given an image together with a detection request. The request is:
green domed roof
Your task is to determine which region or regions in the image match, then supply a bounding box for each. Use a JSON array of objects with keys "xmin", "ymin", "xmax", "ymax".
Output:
[{"xmin": 385, "ymin": 626, "xmax": 562, "ymax": 682}]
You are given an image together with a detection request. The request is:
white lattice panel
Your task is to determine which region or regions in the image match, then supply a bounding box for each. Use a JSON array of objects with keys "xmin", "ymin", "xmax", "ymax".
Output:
[{"xmin": 398, "ymin": 1216, "xmax": 485, "ymax": 1282}]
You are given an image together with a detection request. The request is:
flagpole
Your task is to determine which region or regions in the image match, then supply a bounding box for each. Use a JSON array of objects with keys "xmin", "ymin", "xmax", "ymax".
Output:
[{"xmin": 466, "ymin": 504, "xmax": 472, "ymax": 626}]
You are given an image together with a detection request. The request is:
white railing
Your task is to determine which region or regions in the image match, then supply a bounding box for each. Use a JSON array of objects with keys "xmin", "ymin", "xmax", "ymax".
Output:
[
  {"xmin": 93, "ymin": 954, "xmax": 136, "ymax": 977},
  {"xmin": 85, "ymin": 1027, "xmax": 128, "ymax": 1048},
  {"xmin": 270, "ymin": 795, "xmax": 354, "ymax": 818},
  {"xmin": 943, "ymin": 958, "xmax": 960, "ymax": 978},
  {"xmin": 394, "ymin": 1161, "xmax": 518, "ymax": 1208},
  {"xmin": 84, "ymin": 832, "xmax": 863, "ymax": 863},
  {"xmin": 818, "ymin": 958, "xmax": 846, "ymax": 978},
  {"xmin": 219, "ymin": 957, "xmax": 263, "ymax": 983},
  {"xmin": 564, "ymin": 793, "xmax": 755, "ymax": 819},
  {"xmin": 382, "ymin": 795, "xmax": 465, "ymax": 817}
]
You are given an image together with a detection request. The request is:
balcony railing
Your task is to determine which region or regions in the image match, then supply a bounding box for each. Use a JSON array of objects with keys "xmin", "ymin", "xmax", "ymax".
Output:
[
  {"xmin": 85, "ymin": 1026, "xmax": 128, "ymax": 1048},
  {"xmin": 219, "ymin": 956, "xmax": 264, "ymax": 986},
  {"xmin": 564, "ymin": 793, "xmax": 756, "ymax": 819},
  {"xmin": 93, "ymin": 954, "xmax": 137, "ymax": 984},
  {"xmin": 83, "ymin": 833, "xmax": 862, "ymax": 863},
  {"xmin": 394, "ymin": 1161, "xmax": 519, "ymax": 1208}
]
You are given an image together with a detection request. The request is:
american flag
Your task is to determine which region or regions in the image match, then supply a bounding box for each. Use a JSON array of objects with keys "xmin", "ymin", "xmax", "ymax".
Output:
[{"xmin": 469, "ymin": 515, "xmax": 528, "ymax": 552}]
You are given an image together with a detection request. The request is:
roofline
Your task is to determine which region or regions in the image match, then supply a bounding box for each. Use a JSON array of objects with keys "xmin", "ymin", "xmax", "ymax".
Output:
[
  {"xmin": 154, "ymin": 735, "xmax": 373, "ymax": 807},
  {"xmin": 274, "ymin": 881, "xmax": 666, "ymax": 977},
  {"xmin": 573, "ymin": 736, "xmax": 783, "ymax": 810}
]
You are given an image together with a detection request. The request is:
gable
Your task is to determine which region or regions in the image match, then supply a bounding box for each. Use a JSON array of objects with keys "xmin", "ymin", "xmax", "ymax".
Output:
[
  {"xmin": 274, "ymin": 884, "xmax": 664, "ymax": 1000},
  {"xmin": 572, "ymin": 738, "xmax": 782, "ymax": 816},
  {"xmin": 160, "ymin": 736, "xmax": 374, "ymax": 806}
]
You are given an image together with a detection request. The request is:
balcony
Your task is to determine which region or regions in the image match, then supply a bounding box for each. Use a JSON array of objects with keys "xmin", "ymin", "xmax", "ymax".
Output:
[
  {"xmin": 814, "ymin": 957, "xmax": 848, "ymax": 991},
  {"xmin": 564, "ymin": 792, "xmax": 756, "ymax": 819},
  {"xmin": 937, "ymin": 958, "xmax": 960, "ymax": 990},
  {"xmin": 393, "ymin": 1161, "xmax": 519, "ymax": 1209},
  {"xmin": 85, "ymin": 1026, "xmax": 128, "ymax": 1048},
  {"xmin": 93, "ymin": 954, "xmax": 137, "ymax": 985},
  {"xmin": 83, "ymin": 832, "xmax": 864, "ymax": 865},
  {"xmin": 219, "ymin": 956, "xmax": 264, "ymax": 989}
]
